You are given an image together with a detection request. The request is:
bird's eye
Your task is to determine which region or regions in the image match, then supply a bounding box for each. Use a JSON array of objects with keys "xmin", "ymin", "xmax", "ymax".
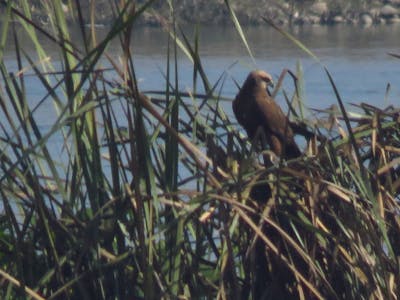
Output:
[
  {"xmin": 263, "ymin": 78, "xmax": 273, "ymax": 88},
  {"xmin": 262, "ymin": 77, "xmax": 271, "ymax": 83}
]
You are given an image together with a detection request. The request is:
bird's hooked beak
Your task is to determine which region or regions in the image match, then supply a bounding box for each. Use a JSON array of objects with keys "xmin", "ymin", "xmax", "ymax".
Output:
[
  {"xmin": 266, "ymin": 80, "xmax": 274, "ymax": 95},
  {"xmin": 259, "ymin": 78, "xmax": 274, "ymax": 91}
]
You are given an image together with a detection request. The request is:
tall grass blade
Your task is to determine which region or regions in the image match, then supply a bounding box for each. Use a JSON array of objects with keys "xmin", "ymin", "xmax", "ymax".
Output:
[{"xmin": 224, "ymin": 0, "xmax": 255, "ymax": 64}]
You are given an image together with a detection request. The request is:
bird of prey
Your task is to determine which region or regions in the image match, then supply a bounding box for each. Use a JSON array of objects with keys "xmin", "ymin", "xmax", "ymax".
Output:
[{"xmin": 233, "ymin": 70, "xmax": 301, "ymax": 159}]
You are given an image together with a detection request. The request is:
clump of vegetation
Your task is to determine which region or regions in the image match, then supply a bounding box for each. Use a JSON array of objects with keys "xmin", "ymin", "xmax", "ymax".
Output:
[{"xmin": 0, "ymin": 0, "xmax": 399, "ymax": 299}]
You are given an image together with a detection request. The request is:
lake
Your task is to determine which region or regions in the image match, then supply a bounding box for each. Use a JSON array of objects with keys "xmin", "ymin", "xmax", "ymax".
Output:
[
  {"xmin": 129, "ymin": 24, "xmax": 400, "ymax": 111},
  {"xmin": 2, "ymin": 23, "xmax": 400, "ymax": 126}
]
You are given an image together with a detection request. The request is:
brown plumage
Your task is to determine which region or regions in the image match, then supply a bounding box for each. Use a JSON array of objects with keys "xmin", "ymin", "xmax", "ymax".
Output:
[{"xmin": 233, "ymin": 70, "xmax": 301, "ymax": 159}]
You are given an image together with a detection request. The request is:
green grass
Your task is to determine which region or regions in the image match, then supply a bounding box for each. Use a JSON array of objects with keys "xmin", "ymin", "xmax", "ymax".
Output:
[{"xmin": 0, "ymin": 1, "xmax": 399, "ymax": 299}]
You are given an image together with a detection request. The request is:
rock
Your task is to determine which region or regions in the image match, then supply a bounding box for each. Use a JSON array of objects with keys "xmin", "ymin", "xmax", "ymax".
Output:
[
  {"xmin": 140, "ymin": 12, "xmax": 162, "ymax": 27},
  {"xmin": 386, "ymin": 15, "xmax": 400, "ymax": 23},
  {"xmin": 369, "ymin": 8, "xmax": 380, "ymax": 18},
  {"xmin": 310, "ymin": 2, "xmax": 328, "ymax": 16},
  {"xmin": 308, "ymin": 15, "xmax": 321, "ymax": 24},
  {"xmin": 332, "ymin": 15, "xmax": 345, "ymax": 23},
  {"xmin": 381, "ymin": 5, "xmax": 398, "ymax": 18},
  {"xmin": 12, "ymin": 0, "xmax": 400, "ymax": 27},
  {"xmin": 360, "ymin": 13, "xmax": 373, "ymax": 25}
]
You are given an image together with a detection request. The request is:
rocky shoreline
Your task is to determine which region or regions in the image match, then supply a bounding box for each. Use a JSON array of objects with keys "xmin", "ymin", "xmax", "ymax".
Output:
[{"xmin": 4, "ymin": 0, "xmax": 400, "ymax": 27}]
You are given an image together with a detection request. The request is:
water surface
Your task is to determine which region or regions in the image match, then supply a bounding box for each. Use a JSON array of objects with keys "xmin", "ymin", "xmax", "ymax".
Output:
[
  {"xmin": 3, "ymin": 24, "xmax": 400, "ymax": 122},
  {"xmin": 122, "ymin": 24, "xmax": 400, "ymax": 113}
]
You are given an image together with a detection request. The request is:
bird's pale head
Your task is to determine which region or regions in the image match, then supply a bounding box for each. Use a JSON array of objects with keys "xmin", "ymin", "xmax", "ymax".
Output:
[{"xmin": 246, "ymin": 70, "xmax": 274, "ymax": 91}]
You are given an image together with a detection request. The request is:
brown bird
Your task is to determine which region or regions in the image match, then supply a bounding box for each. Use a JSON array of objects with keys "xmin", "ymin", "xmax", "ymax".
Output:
[{"xmin": 233, "ymin": 70, "xmax": 301, "ymax": 159}]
